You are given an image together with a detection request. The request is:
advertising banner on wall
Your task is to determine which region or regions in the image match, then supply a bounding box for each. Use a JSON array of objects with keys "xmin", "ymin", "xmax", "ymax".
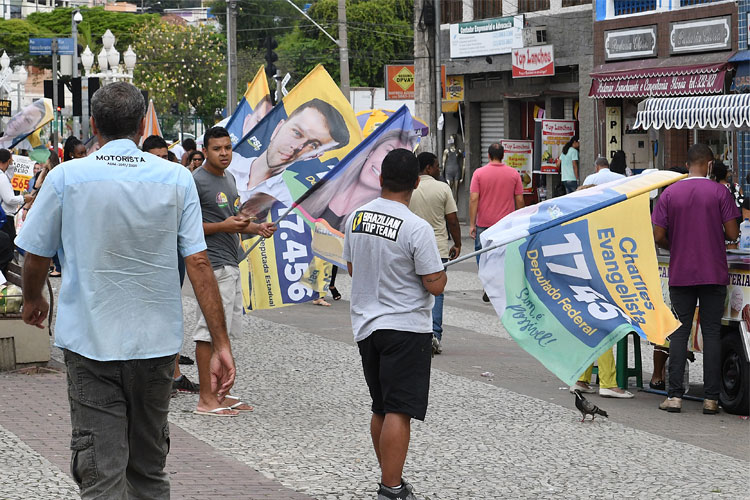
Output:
[
  {"xmin": 449, "ymin": 16, "xmax": 523, "ymax": 59},
  {"xmin": 605, "ymin": 107, "xmax": 622, "ymax": 160},
  {"xmin": 540, "ymin": 120, "xmax": 576, "ymax": 173},
  {"xmin": 501, "ymin": 139, "xmax": 533, "ymax": 194},
  {"xmin": 384, "ymin": 64, "xmax": 446, "ymax": 100},
  {"xmin": 512, "ymin": 45, "xmax": 555, "ymax": 78}
]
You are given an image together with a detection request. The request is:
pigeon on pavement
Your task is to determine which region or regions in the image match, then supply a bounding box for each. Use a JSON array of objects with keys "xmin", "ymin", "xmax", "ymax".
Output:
[{"xmin": 574, "ymin": 389, "xmax": 608, "ymax": 422}]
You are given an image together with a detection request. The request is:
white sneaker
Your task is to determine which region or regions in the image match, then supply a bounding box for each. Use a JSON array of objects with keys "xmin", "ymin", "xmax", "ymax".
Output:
[
  {"xmin": 569, "ymin": 382, "xmax": 596, "ymax": 394},
  {"xmin": 599, "ymin": 387, "xmax": 634, "ymax": 398}
]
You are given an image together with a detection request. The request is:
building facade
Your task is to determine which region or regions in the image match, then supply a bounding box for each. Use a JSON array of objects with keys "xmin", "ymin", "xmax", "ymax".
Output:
[
  {"xmin": 440, "ymin": 0, "xmax": 595, "ymax": 218},
  {"xmin": 591, "ymin": 0, "xmax": 740, "ymax": 174}
]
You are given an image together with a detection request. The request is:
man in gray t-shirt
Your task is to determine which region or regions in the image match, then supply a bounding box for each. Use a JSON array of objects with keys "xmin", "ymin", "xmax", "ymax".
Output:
[
  {"xmin": 343, "ymin": 148, "xmax": 445, "ymax": 500},
  {"xmin": 191, "ymin": 127, "xmax": 275, "ymax": 417}
]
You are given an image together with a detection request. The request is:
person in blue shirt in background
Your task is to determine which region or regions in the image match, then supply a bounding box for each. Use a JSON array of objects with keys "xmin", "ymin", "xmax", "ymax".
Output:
[{"xmin": 16, "ymin": 82, "xmax": 236, "ymax": 499}]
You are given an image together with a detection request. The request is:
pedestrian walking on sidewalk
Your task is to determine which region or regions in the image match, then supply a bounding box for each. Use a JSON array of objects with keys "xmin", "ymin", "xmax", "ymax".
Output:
[
  {"xmin": 344, "ymin": 148, "xmax": 446, "ymax": 500},
  {"xmin": 191, "ymin": 126, "xmax": 276, "ymax": 417},
  {"xmin": 17, "ymin": 82, "xmax": 236, "ymax": 499},
  {"xmin": 409, "ymin": 151, "xmax": 461, "ymax": 354}
]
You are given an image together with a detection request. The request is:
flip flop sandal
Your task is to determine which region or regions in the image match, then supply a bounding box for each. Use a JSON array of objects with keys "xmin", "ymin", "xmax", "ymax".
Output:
[
  {"xmin": 222, "ymin": 395, "xmax": 254, "ymax": 412},
  {"xmin": 193, "ymin": 407, "xmax": 239, "ymax": 417},
  {"xmin": 329, "ymin": 286, "xmax": 341, "ymax": 301}
]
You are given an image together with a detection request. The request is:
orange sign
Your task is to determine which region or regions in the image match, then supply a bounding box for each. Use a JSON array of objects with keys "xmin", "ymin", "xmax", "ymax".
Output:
[{"xmin": 385, "ymin": 64, "xmax": 447, "ymax": 100}]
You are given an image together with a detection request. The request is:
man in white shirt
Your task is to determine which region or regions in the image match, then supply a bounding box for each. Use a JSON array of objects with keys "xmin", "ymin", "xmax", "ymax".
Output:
[
  {"xmin": 0, "ymin": 149, "xmax": 33, "ymax": 240},
  {"xmin": 580, "ymin": 157, "xmax": 625, "ymax": 188}
]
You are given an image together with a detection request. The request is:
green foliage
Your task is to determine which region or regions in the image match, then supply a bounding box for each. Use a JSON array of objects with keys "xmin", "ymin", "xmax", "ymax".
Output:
[
  {"xmin": 209, "ymin": 0, "xmax": 304, "ymax": 50},
  {"xmin": 131, "ymin": 18, "xmax": 226, "ymax": 124},
  {"xmin": 278, "ymin": 0, "xmax": 413, "ymax": 87},
  {"xmin": 26, "ymin": 7, "xmax": 158, "ymax": 54},
  {"xmin": 0, "ymin": 19, "xmax": 55, "ymax": 65}
]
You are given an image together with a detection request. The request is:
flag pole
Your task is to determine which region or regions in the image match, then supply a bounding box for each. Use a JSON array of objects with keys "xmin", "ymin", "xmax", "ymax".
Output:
[{"xmin": 239, "ymin": 204, "xmax": 296, "ymax": 261}]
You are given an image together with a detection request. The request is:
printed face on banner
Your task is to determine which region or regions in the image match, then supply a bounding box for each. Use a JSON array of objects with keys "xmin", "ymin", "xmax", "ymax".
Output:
[{"xmin": 230, "ymin": 65, "xmax": 362, "ymax": 311}]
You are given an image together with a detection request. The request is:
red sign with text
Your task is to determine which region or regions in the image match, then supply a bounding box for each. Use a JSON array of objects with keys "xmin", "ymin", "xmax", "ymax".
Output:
[{"xmin": 512, "ymin": 45, "xmax": 555, "ymax": 78}]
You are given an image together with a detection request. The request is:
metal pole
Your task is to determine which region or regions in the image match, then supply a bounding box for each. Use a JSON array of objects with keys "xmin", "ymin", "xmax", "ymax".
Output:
[
  {"xmin": 434, "ymin": 0, "xmax": 443, "ymax": 160},
  {"xmin": 81, "ymin": 76, "xmax": 89, "ymax": 139},
  {"xmin": 226, "ymin": 0, "xmax": 238, "ymax": 115},
  {"xmin": 338, "ymin": 0, "xmax": 349, "ymax": 102},
  {"xmin": 72, "ymin": 14, "xmax": 80, "ymax": 138},
  {"xmin": 52, "ymin": 39, "xmax": 59, "ymax": 152}
]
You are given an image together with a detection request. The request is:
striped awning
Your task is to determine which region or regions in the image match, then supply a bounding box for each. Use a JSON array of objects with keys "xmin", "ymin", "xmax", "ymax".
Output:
[{"xmin": 633, "ymin": 94, "xmax": 750, "ymax": 130}]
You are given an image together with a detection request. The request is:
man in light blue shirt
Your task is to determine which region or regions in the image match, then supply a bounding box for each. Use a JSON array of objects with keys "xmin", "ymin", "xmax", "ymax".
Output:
[
  {"xmin": 581, "ymin": 157, "xmax": 625, "ymax": 187},
  {"xmin": 17, "ymin": 82, "xmax": 236, "ymax": 499}
]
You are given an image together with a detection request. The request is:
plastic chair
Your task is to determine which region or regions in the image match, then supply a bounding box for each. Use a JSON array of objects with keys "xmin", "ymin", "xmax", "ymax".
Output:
[{"xmin": 616, "ymin": 331, "xmax": 643, "ymax": 389}]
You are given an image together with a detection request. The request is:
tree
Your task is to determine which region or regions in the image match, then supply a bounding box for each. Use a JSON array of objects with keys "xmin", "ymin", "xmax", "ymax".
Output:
[
  {"xmin": 27, "ymin": 7, "xmax": 158, "ymax": 55},
  {"xmin": 208, "ymin": 0, "xmax": 304, "ymax": 51},
  {"xmin": 131, "ymin": 18, "xmax": 226, "ymax": 124},
  {"xmin": 0, "ymin": 19, "xmax": 55, "ymax": 65},
  {"xmin": 278, "ymin": 0, "xmax": 413, "ymax": 87}
]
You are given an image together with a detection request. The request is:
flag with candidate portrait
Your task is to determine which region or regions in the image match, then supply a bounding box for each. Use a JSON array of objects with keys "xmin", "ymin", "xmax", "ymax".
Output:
[
  {"xmin": 293, "ymin": 105, "xmax": 418, "ymax": 268},
  {"xmin": 479, "ymin": 171, "xmax": 683, "ymax": 384},
  {"xmin": 0, "ymin": 99, "xmax": 54, "ymax": 149},
  {"xmin": 224, "ymin": 66, "xmax": 272, "ymax": 146},
  {"xmin": 231, "ymin": 65, "xmax": 362, "ymax": 310}
]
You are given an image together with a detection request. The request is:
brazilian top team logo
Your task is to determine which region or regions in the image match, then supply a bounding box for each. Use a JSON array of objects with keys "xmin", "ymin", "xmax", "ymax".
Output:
[
  {"xmin": 351, "ymin": 210, "xmax": 402, "ymax": 241},
  {"xmin": 216, "ymin": 192, "xmax": 229, "ymax": 208}
]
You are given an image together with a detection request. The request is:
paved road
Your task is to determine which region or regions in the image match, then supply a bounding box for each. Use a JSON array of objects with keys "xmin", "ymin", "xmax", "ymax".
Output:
[{"xmin": 0, "ymin": 228, "xmax": 748, "ymax": 499}]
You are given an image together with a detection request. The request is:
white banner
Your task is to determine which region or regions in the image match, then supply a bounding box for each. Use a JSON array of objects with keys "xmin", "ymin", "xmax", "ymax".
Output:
[{"xmin": 449, "ymin": 16, "xmax": 523, "ymax": 58}]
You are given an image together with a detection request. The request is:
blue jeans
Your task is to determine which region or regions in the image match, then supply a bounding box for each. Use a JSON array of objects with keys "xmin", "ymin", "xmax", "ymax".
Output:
[
  {"xmin": 64, "ymin": 349, "xmax": 176, "ymax": 499},
  {"xmin": 432, "ymin": 258, "xmax": 449, "ymax": 339},
  {"xmin": 563, "ymin": 180, "xmax": 578, "ymax": 194},
  {"xmin": 474, "ymin": 226, "xmax": 488, "ymax": 265}
]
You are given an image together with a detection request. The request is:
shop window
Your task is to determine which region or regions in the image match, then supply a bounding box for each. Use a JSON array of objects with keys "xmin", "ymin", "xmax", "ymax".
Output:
[
  {"xmin": 518, "ymin": 0, "xmax": 551, "ymax": 13},
  {"xmin": 680, "ymin": 0, "xmax": 722, "ymax": 5},
  {"xmin": 562, "ymin": 0, "xmax": 592, "ymax": 6},
  {"xmin": 614, "ymin": 0, "xmax": 656, "ymax": 15}
]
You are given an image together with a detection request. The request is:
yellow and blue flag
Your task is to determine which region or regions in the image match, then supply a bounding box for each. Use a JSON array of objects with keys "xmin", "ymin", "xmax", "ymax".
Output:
[{"xmin": 479, "ymin": 171, "xmax": 684, "ymax": 384}]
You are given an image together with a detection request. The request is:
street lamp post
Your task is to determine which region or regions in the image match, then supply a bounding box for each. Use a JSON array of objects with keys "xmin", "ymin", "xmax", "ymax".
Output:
[
  {"xmin": 12, "ymin": 65, "xmax": 27, "ymax": 113},
  {"xmin": 80, "ymin": 31, "xmax": 137, "ymax": 138},
  {"xmin": 72, "ymin": 8, "xmax": 82, "ymax": 137}
]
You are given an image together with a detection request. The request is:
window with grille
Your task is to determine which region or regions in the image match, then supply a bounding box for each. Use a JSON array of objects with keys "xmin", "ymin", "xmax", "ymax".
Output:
[
  {"xmin": 613, "ymin": 0, "xmax": 656, "ymax": 15},
  {"xmin": 518, "ymin": 0, "xmax": 551, "ymax": 13},
  {"xmin": 562, "ymin": 0, "xmax": 592, "ymax": 7},
  {"xmin": 679, "ymin": 0, "xmax": 722, "ymax": 5},
  {"xmin": 442, "ymin": 0, "xmax": 463, "ymax": 24},
  {"xmin": 474, "ymin": 0, "xmax": 503, "ymax": 19}
]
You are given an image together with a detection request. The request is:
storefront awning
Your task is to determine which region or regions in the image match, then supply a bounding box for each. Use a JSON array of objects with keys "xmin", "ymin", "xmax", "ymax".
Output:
[
  {"xmin": 632, "ymin": 94, "xmax": 750, "ymax": 130},
  {"xmin": 589, "ymin": 60, "xmax": 731, "ymax": 99}
]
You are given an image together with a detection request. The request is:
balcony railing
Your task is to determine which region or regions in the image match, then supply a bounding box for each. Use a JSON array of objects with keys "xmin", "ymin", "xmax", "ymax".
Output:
[
  {"xmin": 613, "ymin": 0, "xmax": 656, "ymax": 15},
  {"xmin": 562, "ymin": 0, "xmax": 592, "ymax": 6}
]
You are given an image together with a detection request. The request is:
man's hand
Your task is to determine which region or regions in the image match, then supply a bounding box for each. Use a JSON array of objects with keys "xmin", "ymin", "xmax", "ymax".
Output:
[
  {"xmin": 449, "ymin": 244, "xmax": 461, "ymax": 260},
  {"xmin": 209, "ymin": 346, "xmax": 236, "ymax": 397},
  {"xmin": 22, "ymin": 296, "xmax": 48, "ymax": 329},
  {"xmin": 223, "ymin": 215, "xmax": 251, "ymax": 233},
  {"xmin": 469, "ymin": 226, "xmax": 476, "ymax": 239},
  {"xmin": 249, "ymin": 221, "xmax": 276, "ymax": 238}
]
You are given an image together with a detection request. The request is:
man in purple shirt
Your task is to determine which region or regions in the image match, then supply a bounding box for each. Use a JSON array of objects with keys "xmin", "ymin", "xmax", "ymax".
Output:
[{"xmin": 652, "ymin": 144, "xmax": 740, "ymax": 414}]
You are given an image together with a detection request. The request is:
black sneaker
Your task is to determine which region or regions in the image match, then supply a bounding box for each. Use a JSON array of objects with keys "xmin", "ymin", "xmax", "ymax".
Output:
[
  {"xmin": 178, "ymin": 355, "xmax": 195, "ymax": 365},
  {"xmin": 173, "ymin": 375, "xmax": 199, "ymax": 393},
  {"xmin": 377, "ymin": 482, "xmax": 417, "ymax": 500}
]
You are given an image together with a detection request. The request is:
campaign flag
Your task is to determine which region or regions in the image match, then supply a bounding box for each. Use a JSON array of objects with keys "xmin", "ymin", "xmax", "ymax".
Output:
[
  {"xmin": 139, "ymin": 100, "xmax": 162, "ymax": 146},
  {"xmin": 356, "ymin": 108, "xmax": 429, "ymax": 138},
  {"xmin": 479, "ymin": 171, "xmax": 683, "ymax": 384},
  {"xmin": 0, "ymin": 99, "xmax": 54, "ymax": 149},
  {"xmin": 293, "ymin": 105, "xmax": 419, "ymax": 267},
  {"xmin": 229, "ymin": 64, "xmax": 362, "ymax": 310},
  {"xmin": 224, "ymin": 66, "xmax": 272, "ymax": 146}
]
